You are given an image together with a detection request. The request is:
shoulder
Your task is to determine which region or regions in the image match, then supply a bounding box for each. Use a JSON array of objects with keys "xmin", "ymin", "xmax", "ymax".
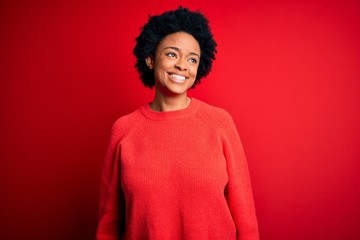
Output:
[
  {"xmin": 196, "ymin": 99, "xmax": 242, "ymax": 144},
  {"xmin": 195, "ymin": 99, "xmax": 235, "ymax": 127},
  {"xmin": 110, "ymin": 107, "xmax": 144, "ymax": 140}
]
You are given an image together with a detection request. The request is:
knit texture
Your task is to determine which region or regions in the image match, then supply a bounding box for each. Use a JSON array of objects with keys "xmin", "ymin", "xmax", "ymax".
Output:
[{"xmin": 96, "ymin": 98, "xmax": 259, "ymax": 240}]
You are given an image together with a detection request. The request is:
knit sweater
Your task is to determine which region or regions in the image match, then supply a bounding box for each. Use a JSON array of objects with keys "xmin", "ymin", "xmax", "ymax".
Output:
[{"xmin": 96, "ymin": 98, "xmax": 259, "ymax": 240}]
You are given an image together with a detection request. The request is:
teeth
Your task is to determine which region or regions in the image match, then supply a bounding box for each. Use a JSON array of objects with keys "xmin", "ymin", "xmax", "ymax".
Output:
[{"xmin": 170, "ymin": 74, "xmax": 186, "ymax": 80}]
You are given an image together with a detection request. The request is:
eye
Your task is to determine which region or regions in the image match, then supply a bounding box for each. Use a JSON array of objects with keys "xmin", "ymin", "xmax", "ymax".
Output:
[
  {"xmin": 189, "ymin": 58, "xmax": 198, "ymax": 64},
  {"xmin": 166, "ymin": 52, "xmax": 177, "ymax": 58}
]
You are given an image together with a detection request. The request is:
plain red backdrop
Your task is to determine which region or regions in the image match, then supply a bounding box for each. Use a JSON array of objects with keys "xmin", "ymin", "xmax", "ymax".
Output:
[{"xmin": 1, "ymin": 0, "xmax": 359, "ymax": 239}]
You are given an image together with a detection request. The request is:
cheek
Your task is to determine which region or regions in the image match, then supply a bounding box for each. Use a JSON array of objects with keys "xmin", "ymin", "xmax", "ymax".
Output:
[
  {"xmin": 156, "ymin": 59, "xmax": 173, "ymax": 72},
  {"xmin": 191, "ymin": 66, "xmax": 199, "ymax": 77}
]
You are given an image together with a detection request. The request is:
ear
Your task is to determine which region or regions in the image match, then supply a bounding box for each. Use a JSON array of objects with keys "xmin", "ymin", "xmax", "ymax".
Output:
[{"xmin": 145, "ymin": 56, "xmax": 154, "ymax": 69}]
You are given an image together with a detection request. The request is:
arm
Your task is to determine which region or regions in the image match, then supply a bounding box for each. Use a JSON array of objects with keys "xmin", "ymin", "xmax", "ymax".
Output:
[
  {"xmin": 222, "ymin": 112, "xmax": 259, "ymax": 240},
  {"xmin": 96, "ymin": 122, "xmax": 125, "ymax": 240}
]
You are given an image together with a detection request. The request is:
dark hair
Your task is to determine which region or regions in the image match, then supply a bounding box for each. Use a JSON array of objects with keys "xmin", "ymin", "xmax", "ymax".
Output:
[{"xmin": 133, "ymin": 7, "xmax": 217, "ymax": 88}]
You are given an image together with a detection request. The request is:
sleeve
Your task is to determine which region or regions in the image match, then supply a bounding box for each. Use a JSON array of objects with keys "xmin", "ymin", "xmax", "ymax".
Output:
[
  {"xmin": 221, "ymin": 112, "xmax": 259, "ymax": 240},
  {"xmin": 96, "ymin": 122, "xmax": 126, "ymax": 240}
]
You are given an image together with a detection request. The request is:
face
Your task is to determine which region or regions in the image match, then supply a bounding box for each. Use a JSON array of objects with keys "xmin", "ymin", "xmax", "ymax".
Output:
[{"xmin": 146, "ymin": 31, "xmax": 200, "ymax": 96}]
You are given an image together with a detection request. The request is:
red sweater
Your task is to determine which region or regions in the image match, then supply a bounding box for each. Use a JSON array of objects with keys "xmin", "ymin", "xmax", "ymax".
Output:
[{"xmin": 96, "ymin": 98, "xmax": 259, "ymax": 240}]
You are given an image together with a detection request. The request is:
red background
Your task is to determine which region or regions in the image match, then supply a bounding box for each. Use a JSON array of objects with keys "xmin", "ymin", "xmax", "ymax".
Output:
[{"xmin": 1, "ymin": 0, "xmax": 359, "ymax": 239}]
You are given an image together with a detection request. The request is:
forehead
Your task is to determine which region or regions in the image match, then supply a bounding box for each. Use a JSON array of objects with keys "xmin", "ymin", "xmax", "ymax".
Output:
[{"xmin": 157, "ymin": 32, "xmax": 200, "ymax": 54}]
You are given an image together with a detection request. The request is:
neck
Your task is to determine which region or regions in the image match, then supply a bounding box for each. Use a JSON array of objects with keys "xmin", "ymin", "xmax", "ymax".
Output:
[{"xmin": 150, "ymin": 92, "xmax": 191, "ymax": 112}]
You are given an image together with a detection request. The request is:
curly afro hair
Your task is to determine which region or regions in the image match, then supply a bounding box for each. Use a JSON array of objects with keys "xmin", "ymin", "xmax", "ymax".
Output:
[{"xmin": 133, "ymin": 7, "xmax": 217, "ymax": 88}]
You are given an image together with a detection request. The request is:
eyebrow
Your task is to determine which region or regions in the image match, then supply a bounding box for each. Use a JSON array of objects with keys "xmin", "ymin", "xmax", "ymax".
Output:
[{"xmin": 163, "ymin": 46, "xmax": 200, "ymax": 58}]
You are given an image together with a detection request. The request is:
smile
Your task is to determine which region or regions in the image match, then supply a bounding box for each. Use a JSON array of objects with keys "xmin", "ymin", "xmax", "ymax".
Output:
[{"xmin": 169, "ymin": 73, "xmax": 188, "ymax": 82}]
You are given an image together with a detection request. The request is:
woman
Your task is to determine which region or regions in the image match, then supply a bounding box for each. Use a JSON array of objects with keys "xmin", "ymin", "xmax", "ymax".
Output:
[{"xmin": 96, "ymin": 7, "xmax": 259, "ymax": 240}]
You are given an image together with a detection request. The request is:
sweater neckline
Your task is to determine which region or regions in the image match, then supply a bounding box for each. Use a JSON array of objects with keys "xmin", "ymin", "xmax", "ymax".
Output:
[{"xmin": 140, "ymin": 97, "xmax": 201, "ymax": 120}]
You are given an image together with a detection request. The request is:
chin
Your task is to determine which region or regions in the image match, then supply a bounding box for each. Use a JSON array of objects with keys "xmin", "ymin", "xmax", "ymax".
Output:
[
  {"xmin": 167, "ymin": 88, "xmax": 188, "ymax": 95},
  {"xmin": 167, "ymin": 83, "xmax": 193, "ymax": 95}
]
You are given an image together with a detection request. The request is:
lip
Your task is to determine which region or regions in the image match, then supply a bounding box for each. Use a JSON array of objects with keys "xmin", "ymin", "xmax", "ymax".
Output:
[{"xmin": 168, "ymin": 72, "xmax": 189, "ymax": 83}]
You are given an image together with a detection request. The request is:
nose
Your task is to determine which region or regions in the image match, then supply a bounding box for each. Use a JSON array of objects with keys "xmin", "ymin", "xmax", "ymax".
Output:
[{"xmin": 174, "ymin": 58, "xmax": 187, "ymax": 71}]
